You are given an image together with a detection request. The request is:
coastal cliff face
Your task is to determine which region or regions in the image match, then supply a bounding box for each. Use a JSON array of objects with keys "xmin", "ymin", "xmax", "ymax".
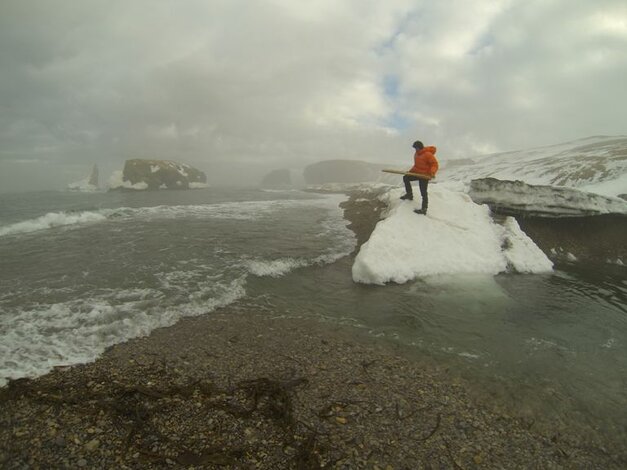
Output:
[
  {"xmin": 516, "ymin": 215, "xmax": 627, "ymax": 265},
  {"xmin": 118, "ymin": 159, "xmax": 207, "ymax": 190}
]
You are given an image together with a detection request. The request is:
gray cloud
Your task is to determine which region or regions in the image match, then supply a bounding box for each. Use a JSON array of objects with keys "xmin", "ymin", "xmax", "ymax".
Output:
[{"xmin": 1, "ymin": 0, "xmax": 626, "ymax": 191}]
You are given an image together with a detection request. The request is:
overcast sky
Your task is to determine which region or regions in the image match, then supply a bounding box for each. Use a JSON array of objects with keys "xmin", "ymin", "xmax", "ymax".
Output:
[{"xmin": 1, "ymin": 0, "xmax": 626, "ymax": 191}]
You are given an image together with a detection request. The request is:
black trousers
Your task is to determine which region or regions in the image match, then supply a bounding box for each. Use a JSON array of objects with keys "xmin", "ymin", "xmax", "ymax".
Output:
[{"xmin": 403, "ymin": 175, "xmax": 429, "ymax": 210}]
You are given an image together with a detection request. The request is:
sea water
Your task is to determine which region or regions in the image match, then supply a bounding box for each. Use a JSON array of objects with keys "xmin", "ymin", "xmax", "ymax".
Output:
[
  {"xmin": 0, "ymin": 188, "xmax": 355, "ymax": 383},
  {"xmin": 1, "ymin": 187, "xmax": 625, "ymax": 444}
]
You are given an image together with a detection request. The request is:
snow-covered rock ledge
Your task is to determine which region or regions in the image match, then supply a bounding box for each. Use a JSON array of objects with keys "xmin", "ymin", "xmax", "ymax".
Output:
[
  {"xmin": 468, "ymin": 178, "xmax": 627, "ymax": 218},
  {"xmin": 347, "ymin": 181, "xmax": 626, "ymax": 282},
  {"xmin": 465, "ymin": 178, "xmax": 626, "ymax": 265}
]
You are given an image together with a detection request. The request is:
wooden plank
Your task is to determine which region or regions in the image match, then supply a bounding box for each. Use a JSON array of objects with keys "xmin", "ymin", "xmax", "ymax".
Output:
[{"xmin": 382, "ymin": 169, "xmax": 433, "ymax": 180}]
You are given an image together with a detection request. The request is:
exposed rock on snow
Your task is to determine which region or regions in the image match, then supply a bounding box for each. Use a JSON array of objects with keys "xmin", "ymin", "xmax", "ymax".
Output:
[{"xmin": 469, "ymin": 178, "xmax": 627, "ymax": 217}]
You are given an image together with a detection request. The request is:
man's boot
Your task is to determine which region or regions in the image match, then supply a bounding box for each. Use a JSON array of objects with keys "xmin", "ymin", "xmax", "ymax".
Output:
[
  {"xmin": 400, "ymin": 193, "xmax": 413, "ymax": 200},
  {"xmin": 415, "ymin": 204, "xmax": 427, "ymax": 215}
]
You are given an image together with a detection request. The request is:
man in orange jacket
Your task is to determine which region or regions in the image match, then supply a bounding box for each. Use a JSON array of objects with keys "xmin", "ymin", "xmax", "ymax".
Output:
[{"xmin": 400, "ymin": 140, "xmax": 439, "ymax": 215}]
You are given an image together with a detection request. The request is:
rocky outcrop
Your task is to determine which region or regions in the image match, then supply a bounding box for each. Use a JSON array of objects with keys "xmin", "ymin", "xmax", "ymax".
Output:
[{"xmin": 113, "ymin": 159, "xmax": 207, "ymax": 190}]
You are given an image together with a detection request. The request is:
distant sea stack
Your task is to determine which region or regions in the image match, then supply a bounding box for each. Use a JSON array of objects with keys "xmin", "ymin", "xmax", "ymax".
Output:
[
  {"xmin": 110, "ymin": 159, "xmax": 207, "ymax": 190},
  {"xmin": 67, "ymin": 164, "xmax": 99, "ymax": 192},
  {"xmin": 260, "ymin": 169, "xmax": 292, "ymax": 188}
]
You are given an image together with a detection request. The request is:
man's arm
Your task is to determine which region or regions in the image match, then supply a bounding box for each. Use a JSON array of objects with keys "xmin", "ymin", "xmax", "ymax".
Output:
[{"xmin": 432, "ymin": 154, "xmax": 439, "ymax": 175}]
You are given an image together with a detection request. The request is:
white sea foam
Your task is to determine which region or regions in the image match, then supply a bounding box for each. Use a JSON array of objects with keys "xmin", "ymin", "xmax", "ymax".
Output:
[
  {"xmin": 247, "ymin": 258, "xmax": 309, "ymax": 277},
  {"xmin": 108, "ymin": 170, "xmax": 148, "ymax": 190},
  {"xmin": 245, "ymin": 195, "xmax": 355, "ymax": 278},
  {"xmin": 0, "ymin": 211, "xmax": 108, "ymax": 237},
  {"xmin": 458, "ymin": 352, "xmax": 481, "ymax": 359},
  {"xmin": 0, "ymin": 277, "xmax": 247, "ymax": 386},
  {"xmin": 244, "ymin": 251, "xmax": 353, "ymax": 278},
  {"xmin": 0, "ymin": 195, "xmax": 352, "ymax": 238},
  {"xmin": 189, "ymin": 182, "xmax": 209, "ymax": 189},
  {"xmin": 601, "ymin": 338, "xmax": 617, "ymax": 349},
  {"xmin": 525, "ymin": 337, "xmax": 575, "ymax": 357}
]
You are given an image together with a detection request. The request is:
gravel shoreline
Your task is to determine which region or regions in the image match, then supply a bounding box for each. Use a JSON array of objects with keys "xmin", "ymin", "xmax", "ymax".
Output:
[
  {"xmin": 4, "ymin": 308, "xmax": 624, "ymax": 469},
  {"xmin": 1, "ymin": 189, "xmax": 625, "ymax": 469}
]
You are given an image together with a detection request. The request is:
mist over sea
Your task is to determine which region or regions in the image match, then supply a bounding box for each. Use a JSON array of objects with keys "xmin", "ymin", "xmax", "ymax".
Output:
[{"xmin": 1, "ymin": 187, "xmax": 625, "ymax": 443}]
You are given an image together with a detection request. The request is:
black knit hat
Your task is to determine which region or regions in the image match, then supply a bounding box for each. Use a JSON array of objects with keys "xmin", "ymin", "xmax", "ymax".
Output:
[{"xmin": 412, "ymin": 140, "xmax": 424, "ymax": 150}]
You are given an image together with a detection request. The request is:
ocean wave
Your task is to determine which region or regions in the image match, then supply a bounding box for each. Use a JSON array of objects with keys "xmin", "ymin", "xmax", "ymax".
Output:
[
  {"xmin": 246, "ymin": 258, "xmax": 311, "ymax": 277},
  {"xmin": 0, "ymin": 197, "xmax": 350, "ymax": 238},
  {"xmin": 0, "ymin": 211, "xmax": 109, "ymax": 237},
  {"xmin": 0, "ymin": 192, "xmax": 353, "ymax": 385},
  {"xmin": 0, "ymin": 277, "xmax": 247, "ymax": 386},
  {"xmin": 245, "ymin": 249, "xmax": 354, "ymax": 279},
  {"xmin": 245, "ymin": 235, "xmax": 355, "ymax": 278}
]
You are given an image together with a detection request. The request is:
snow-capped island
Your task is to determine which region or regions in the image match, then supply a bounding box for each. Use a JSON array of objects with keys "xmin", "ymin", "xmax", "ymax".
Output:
[{"xmin": 109, "ymin": 159, "xmax": 208, "ymax": 191}]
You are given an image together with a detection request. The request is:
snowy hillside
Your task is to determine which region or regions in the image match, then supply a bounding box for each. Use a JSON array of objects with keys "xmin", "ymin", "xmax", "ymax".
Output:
[{"xmin": 440, "ymin": 136, "xmax": 627, "ymax": 198}]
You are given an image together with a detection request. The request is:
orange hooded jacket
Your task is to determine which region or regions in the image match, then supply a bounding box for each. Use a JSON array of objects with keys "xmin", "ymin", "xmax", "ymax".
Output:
[{"xmin": 409, "ymin": 146, "xmax": 439, "ymax": 177}]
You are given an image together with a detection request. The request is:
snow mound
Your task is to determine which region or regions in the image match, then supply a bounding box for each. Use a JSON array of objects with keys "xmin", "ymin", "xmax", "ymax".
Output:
[{"xmin": 352, "ymin": 184, "xmax": 553, "ymax": 284}]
